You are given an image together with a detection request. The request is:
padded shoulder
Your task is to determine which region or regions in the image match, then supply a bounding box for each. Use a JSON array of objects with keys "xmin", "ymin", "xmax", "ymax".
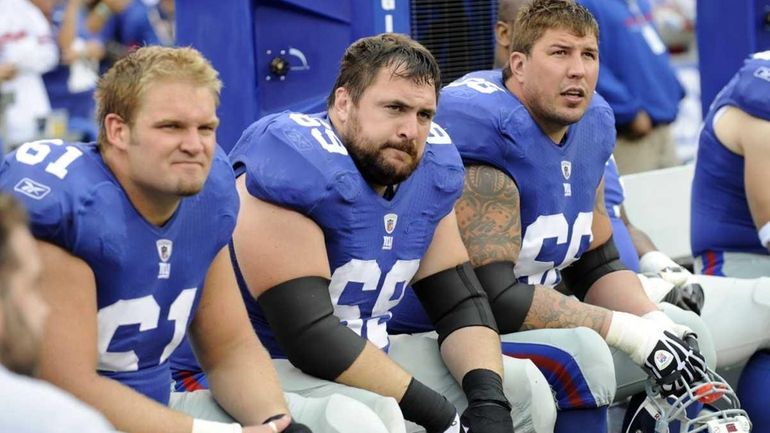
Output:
[
  {"xmin": 729, "ymin": 52, "xmax": 770, "ymax": 121},
  {"xmin": 200, "ymin": 145, "xmax": 240, "ymax": 247},
  {"xmin": 438, "ymin": 70, "xmax": 527, "ymax": 167},
  {"xmin": 229, "ymin": 111, "xmax": 359, "ymax": 216},
  {"xmin": 0, "ymin": 140, "xmax": 114, "ymax": 250},
  {"xmin": 421, "ymin": 123, "xmax": 465, "ymax": 198}
]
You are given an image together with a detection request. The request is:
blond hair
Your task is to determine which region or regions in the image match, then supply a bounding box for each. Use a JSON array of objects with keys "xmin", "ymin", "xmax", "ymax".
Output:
[{"xmin": 95, "ymin": 46, "xmax": 222, "ymax": 147}]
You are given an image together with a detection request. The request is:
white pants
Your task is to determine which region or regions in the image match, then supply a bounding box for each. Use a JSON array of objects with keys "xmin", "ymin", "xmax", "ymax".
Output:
[
  {"xmin": 170, "ymin": 389, "xmax": 399, "ymax": 433},
  {"xmin": 171, "ymin": 333, "xmax": 556, "ymax": 433}
]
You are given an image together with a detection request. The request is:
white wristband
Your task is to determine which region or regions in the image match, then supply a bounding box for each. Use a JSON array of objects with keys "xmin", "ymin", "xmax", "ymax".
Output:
[
  {"xmin": 605, "ymin": 311, "xmax": 659, "ymax": 366},
  {"xmin": 638, "ymin": 251, "xmax": 678, "ymax": 275},
  {"xmin": 759, "ymin": 221, "xmax": 770, "ymax": 249},
  {"xmin": 192, "ymin": 419, "xmax": 242, "ymax": 433}
]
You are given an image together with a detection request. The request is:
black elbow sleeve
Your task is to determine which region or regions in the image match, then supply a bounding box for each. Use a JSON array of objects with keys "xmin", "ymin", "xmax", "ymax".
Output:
[
  {"xmin": 474, "ymin": 261, "xmax": 535, "ymax": 334},
  {"xmin": 412, "ymin": 262, "xmax": 498, "ymax": 345},
  {"xmin": 258, "ymin": 276, "xmax": 366, "ymax": 381},
  {"xmin": 561, "ymin": 236, "xmax": 627, "ymax": 300}
]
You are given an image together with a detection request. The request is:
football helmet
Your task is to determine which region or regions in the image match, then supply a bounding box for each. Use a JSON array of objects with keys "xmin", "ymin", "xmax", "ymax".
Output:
[{"xmin": 625, "ymin": 365, "xmax": 751, "ymax": 433}]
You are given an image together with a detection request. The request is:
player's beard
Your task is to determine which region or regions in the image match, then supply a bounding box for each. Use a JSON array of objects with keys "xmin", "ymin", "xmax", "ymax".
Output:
[{"xmin": 344, "ymin": 112, "xmax": 421, "ymax": 187}]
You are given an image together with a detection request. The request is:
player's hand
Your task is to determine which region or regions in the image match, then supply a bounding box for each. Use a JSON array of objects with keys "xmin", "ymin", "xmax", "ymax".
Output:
[
  {"xmin": 639, "ymin": 251, "xmax": 705, "ymax": 315},
  {"xmin": 661, "ymin": 283, "xmax": 704, "ymax": 315},
  {"xmin": 459, "ymin": 369, "xmax": 513, "ymax": 433},
  {"xmin": 629, "ymin": 110, "xmax": 653, "ymax": 138},
  {"xmin": 642, "ymin": 331, "xmax": 707, "ymax": 397},
  {"xmin": 461, "ymin": 400, "xmax": 514, "ymax": 433},
  {"xmin": 643, "ymin": 309, "xmax": 694, "ymax": 340},
  {"xmin": 0, "ymin": 63, "xmax": 17, "ymax": 81}
]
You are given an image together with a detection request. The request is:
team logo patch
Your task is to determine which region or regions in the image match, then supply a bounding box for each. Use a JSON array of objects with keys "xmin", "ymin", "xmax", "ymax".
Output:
[
  {"xmin": 14, "ymin": 177, "xmax": 50, "ymax": 200},
  {"xmin": 754, "ymin": 66, "xmax": 770, "ymax": 82},
  {"xmin": 156, "ymin": 239, "xmax": 173, "ymax": 262},
  {"xmin": 384, "ymin": 213, "xmax": 398, "ymax": 234},
  {"xmin": 654, "ymin": 349, "xmax": 674, "ymax": 370},
  {"xmin": 561, "ymin": 161, "xmax": 572, "ymax": 180}
]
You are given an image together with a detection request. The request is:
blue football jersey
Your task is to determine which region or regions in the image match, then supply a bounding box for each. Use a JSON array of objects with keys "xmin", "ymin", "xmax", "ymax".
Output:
[
  {"xmin": 0, "ymin": 140, "xmax": 238, "ymax": 404},
  {"xmin": 228, "ymin": 111, "xmax": 463, "ymax": 357},
  {"xmin": 603, "ymin": 157, "xmax": 640, "ymax": 272},
  {"xmin": 438, "ymin": 70, "xmax": 614, "ymax": 287},
  {"xmin": 691, "ymin": 52, "xmax": 770, "ymax": 260}
]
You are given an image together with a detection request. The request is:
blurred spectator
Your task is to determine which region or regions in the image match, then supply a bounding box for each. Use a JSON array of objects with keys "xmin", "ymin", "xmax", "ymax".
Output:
[
  {"xmin": 649, "ymin": 0, "xmax": 695, "ymax": 54},
  {"xmin": 0, "ymin": 194, "xmax": 114, "ymax": 432},
  {"xmin": 579, "ymin": 0, "xmax": 684, "ymax": 174},
  {"xmin": 144, "ymin": 0, "xmax": 174, "ymax": 46},
  {"xmin": 0, "ymin": 0, "xmax": 58, "ymax": 149},
  {"xmin": 43, "ymin": 0, "xmax": 105, "ymax": 142},
  {"xmin": 88, "ymin": 0, "xmax": 173, "ymax": 70}
]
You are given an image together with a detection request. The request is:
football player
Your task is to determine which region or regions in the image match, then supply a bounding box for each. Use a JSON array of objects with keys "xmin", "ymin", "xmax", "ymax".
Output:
[
  {"xmin": 0, "ymin": 46, "xmax": 376, "ymax": 433},
  {"xmin": 690, "ymin": 51, "xmax": 770, "ymax": 432},
  {"xmin": 391, "ymin": 2, "xmax": 713, "ymax": 433},
  {"xmin": 227, "ymin": 33, "xmax": 556, "ymax": 433}
]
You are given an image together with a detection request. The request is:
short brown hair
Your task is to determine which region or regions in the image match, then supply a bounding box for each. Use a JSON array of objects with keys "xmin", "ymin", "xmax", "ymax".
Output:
[
  {"xmin": 503, "ymin": 0, "xmax": 598, "ymax": 80},
  {"xmin": 95, "ymin": 46, "xmax": 222, "ymax": 147},
  {"xmin": 0, "ymin": 195, "xmax": 27, "ymax": 295},
  {"xmin": 327, "ymin": 33, "xmax": 441, "ymax": 108}
]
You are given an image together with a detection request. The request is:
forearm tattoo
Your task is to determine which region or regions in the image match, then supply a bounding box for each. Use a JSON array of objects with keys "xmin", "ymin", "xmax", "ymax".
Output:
[{"xmin": 520, "ymin": 287, "xmax": 608, "ymax": 332}]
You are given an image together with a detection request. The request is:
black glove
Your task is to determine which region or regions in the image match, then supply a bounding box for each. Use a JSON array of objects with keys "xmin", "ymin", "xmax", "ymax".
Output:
[
  {"xmin": 642, "ymin": 331, "xmax": 707, "ymax": 397},
  {"xmin": 460, "ymin": 369, "xmax": 514, "ymax": 433},
  {"xmin": 284, "ymin": 422, "xmax": 312, "ymax": 433},
  {"xmin": 662, "ymin": 283, "xmax": 705, "ymax": 315},
  {"xmin": 263, "ymin": 414, "xmax": 313, "ymax": 433}
]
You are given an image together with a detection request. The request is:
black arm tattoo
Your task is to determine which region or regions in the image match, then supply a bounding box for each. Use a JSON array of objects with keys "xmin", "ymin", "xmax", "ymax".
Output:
[{"xmin": 456, "ymin": 164, "xmax": 522, "ymax": 267}]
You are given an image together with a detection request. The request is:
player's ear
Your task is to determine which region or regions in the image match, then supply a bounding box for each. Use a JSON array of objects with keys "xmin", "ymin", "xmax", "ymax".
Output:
[
  {"xmin": 495, "ymin": 21, "xmax": 512, "ymax": 50},
  {"xmin": 332, "ymin": 87, "xmax": 352, "ymax": 125},
  {"xmin": 509, "ymin": 51, "xmax": 527, "ymax": 82},
  {"xmin": 103, "ymin": 113, "xmax": 130, "ymax": 150}
]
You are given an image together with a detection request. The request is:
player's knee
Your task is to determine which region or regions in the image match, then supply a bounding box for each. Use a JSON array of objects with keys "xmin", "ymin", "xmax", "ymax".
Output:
[
  {"xmin": 325, "ymin": 394, "xmax": 402, "ymax": 433},
  {"xmin": 503, "ymin": 357, "xmax": 557, "ymax": 433},
  {"xmin": 292, "ymin": 393, "xmax": 404, "ymax": 433},
  {"xmin": 563, "ymin": 327, "xmax": 616, "ymax": 406},
  {"xmin": 752, "ymin": 277, "xmax": 770, "ymax": 308}
]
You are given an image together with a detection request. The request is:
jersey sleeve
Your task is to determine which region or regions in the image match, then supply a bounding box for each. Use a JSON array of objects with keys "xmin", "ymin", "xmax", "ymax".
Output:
[
  {"xmin": 0, "ymin": 142, "xmax": 86, "ymax": 250},
  {"xmin": 732, "ymin": 55, "xmax": 770, "ymax": 121},
  {"xmin": 423, "ymin": 123, "xmax": 465, "ymax": 214},
  {"xmin": 205, "ymin": 145, "xmax": 239, "ymax": 249},
  {"xmin": 229, "ymin": 112, "xmax": 347, "ymax": 216},
  {"xmin": 437, "ymin": 81, "xmax": 518, "ymax": 170}
]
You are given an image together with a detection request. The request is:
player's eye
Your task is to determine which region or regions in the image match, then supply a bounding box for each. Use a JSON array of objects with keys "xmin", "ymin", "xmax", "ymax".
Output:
[{"xmin": 417, "ymin": 111, "xmax": 433, "ymax": 121}]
